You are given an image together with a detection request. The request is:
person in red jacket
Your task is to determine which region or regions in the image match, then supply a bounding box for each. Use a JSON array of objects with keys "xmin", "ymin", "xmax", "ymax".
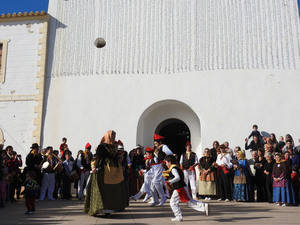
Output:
[{"xmin": 59, "ymin": 137, "xmax": 68, "ymax": 159}]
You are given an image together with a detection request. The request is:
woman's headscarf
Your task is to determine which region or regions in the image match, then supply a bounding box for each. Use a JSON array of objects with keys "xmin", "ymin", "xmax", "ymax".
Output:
[{"xmin": 101, "ymin": 130, "xmax": 116, "ymax": 145}]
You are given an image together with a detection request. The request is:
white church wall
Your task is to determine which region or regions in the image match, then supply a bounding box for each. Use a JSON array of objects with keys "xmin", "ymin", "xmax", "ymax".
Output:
[
  {"xmin": 48, "ymin": 0, "xmax": 300, "ymax": 77},
  {"xmin": 42, "ymin": 70, "xmax": 300, "ymax": 156},
  {"xmin": 43, "ymin": 0, "xmax": 300, "ymax": 156}
]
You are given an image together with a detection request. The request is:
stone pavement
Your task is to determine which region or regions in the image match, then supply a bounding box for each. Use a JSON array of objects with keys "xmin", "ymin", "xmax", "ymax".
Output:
[{"xmin": 0, "ymin": 199, "xmax": 299, "ymax": 225}]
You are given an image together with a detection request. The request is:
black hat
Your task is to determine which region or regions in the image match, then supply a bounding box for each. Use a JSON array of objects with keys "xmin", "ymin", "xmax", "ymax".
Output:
[{"xmin": 30, "ymin": 143, "xmax": 39, "ymax": 149}]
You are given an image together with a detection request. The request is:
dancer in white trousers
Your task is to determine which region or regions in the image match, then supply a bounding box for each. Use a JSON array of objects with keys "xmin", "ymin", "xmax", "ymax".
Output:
[
  {"xmin": 180, "ymin": 141, "xmax": 198, "ymax": 199},
  {"xmin": 164, "ymin": 155, "xmax": 208, "ymax": 222},
  {"xmin": 131, "ymin": 147, "xmax": 154, "ymax": 201},
  {"xmin": 153, "ymin": 134, "xmax": 174, "ymax": 200},
  {"xmin": 151, "ymin": 135, "xmax": 170, "ymax": 206},
  {"xmin": 150, "ymin": 163, "xmax": 166, "ymax": 206},
  {"xmin": 131, "ymin": 168, "xmax": 153, "ymax": 201}
]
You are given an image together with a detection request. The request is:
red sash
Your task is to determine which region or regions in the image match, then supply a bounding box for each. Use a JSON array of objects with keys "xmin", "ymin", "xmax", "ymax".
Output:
[
  {"xmin": 217, "ymin": 166, "xmax": 229, "ymax": 175},
  {"xmin": 177, "ymin": 187, "xmax": 190, "ymax": 203}
]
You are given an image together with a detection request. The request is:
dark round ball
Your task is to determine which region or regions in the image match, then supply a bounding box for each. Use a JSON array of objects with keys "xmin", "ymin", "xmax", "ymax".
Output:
[{"xmin": 94, "ymin": 38, "xmax": 106, "ymax": 48}]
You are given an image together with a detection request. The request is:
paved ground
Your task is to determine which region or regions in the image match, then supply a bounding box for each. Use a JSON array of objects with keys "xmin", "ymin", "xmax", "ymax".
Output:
[{"xmin": 0, "ymin": 199, "xmax": 299, "ymax": 225}]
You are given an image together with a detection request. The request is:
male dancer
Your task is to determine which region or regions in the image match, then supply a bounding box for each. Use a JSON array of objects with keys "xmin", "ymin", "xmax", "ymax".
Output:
[
  {"xmin": 149, "ymin": 134, "xmax": 171, "ymax": 206},
  {"xmin": 164, "ymin": 155, "xmax": 208, "ymax": 222},
  {"xmin": 153, "ymin": 134, "xmax": 173, "ymax": 156},
  {"xmin": 180, "ymin": 141, "xmax": 198, "ymax": 199},
  {"xmin": 131, "ymin": 147, "xmax": 154, "ymax": 202},
  {"xmin": 153, "ymin": 134, "xmax": 173, "ymax": 199}
]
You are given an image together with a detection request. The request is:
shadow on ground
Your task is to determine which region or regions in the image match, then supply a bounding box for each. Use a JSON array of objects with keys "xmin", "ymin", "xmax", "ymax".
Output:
[{"xmin": 1, "ymin": 199, "xmax": 295, "ymax": 225}]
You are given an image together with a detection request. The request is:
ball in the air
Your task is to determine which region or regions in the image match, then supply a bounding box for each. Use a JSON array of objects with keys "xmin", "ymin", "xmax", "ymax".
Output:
[{"xmin": 94, "ymin": 38, "xmax": 106, "ymax": 48}]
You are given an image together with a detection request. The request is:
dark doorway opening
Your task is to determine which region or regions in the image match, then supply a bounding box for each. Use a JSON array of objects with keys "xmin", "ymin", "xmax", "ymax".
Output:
[{"xmin": 155, "ymin": 118, "xmax": 190, "ymax": 157}]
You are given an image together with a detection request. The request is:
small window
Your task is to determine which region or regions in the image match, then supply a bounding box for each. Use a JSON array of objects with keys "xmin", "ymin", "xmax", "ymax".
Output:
[{"xmin": 0, "ymin": 40, "xmax": 8, "ymax": 83}]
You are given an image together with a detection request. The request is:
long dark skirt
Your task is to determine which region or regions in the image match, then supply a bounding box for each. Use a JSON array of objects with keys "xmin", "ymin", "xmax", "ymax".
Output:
[
  {"xmin": 256, "ymin": 174, "xmax": 267, "ymax": 202},
  {"xmin": 217, "ymin": 170, "xmax": 232, "ymax": 200},
  {"xmin": 61, "ymin": 176, "xmax": 72, "ymax": 199},
  {"xmin": 265, "ymin": 175, "xmax": 273, "ymax": 203},
  {"xmin": 98, "ymin": 170, "xmax": 128, "ymax": 211}
]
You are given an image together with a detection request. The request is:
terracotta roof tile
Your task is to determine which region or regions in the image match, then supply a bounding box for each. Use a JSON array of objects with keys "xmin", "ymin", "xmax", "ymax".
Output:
[{"xmin": 0, "ymin": 10, "xmax": 47, "ymax": 19}]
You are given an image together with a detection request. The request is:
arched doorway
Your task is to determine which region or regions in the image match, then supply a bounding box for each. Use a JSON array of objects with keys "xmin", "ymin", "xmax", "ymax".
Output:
[
  {"xmin": 136, "ymin": 99, "xmax": 201, "ymax": 155},
  {"xmin": 155, "ymin": 119, "xmax": 190, "ymax": 156}
]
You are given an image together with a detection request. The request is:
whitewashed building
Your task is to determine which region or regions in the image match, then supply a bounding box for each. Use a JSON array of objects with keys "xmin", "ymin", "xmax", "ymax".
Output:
[
  {"xmin": 1, "ymin": 0, "xmax": 300, "ymax": 157},
  {"xmin": 0, "ymin": 11, "xmax": 48, "ymax": 156}
]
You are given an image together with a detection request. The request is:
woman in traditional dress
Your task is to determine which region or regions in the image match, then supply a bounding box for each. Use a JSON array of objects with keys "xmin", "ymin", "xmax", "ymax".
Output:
[
  {"xmin": 84, "ymin": 130, "xmax": 128, "ymax": 216},
  {"xmin": 272, "ymin": 153, "xmax": 289, "ymax": 206},
  {"xmin": 198, "ymin": 148, "xmax": 216, "ymax": 200},
  {"xmin": 232, "ymin": 151, "xmax": 250, "ymax": 201}
]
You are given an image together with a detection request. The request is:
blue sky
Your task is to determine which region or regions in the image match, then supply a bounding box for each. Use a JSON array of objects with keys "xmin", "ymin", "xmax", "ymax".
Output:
[{"xmin": 0, "ymin": 0, "xmax": 49, "ymax": 14}]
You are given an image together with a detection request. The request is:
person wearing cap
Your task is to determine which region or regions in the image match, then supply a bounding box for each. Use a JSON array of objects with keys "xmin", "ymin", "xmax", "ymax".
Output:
[
  {"xmin": 77, "ymin": 142, "xmax": 93, "ymax": 200},
  {"xmin": 149, "ymin": 134, "xmax": 168, "ymax": 206},
  {"xmin": 180, "ymin": 141, "xmax": 198, "ymax": 200},
  {"xmin": 25, "ymin": 143, "xmax": 43, "ymax": 185},
  {"xmin": 117, "ymin": 140, "xmax": 132, "ymax": 175},
  {"xmin": 153, "ymin": 134, "xmax": 173, "ymax": 156}
]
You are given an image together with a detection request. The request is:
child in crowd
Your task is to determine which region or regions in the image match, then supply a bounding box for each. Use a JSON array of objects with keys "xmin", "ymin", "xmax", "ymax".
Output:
[
  {"xmin": 248, "ymin": 124, "xmax": 261, "ymax": 139},
  {"xmin": 62, "ymin": 150, "xmax": 74, "ymax": 199},
  {"xmin": 23, "ymin": 171, "xmax": 39, "ymax": 214},
  {"xmin": 164, "ymin": 155, "xmax": 208, "ymax": 222}
]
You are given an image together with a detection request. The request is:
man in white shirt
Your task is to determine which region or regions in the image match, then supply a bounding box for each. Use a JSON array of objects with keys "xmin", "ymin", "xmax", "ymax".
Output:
[
  {"xmin": 180, "ymin": 141, "xmax": 198, "ymax": 199},
  {"xmin": 216, "ymin": 144, "xmax": 232, "ymax": 202}
]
